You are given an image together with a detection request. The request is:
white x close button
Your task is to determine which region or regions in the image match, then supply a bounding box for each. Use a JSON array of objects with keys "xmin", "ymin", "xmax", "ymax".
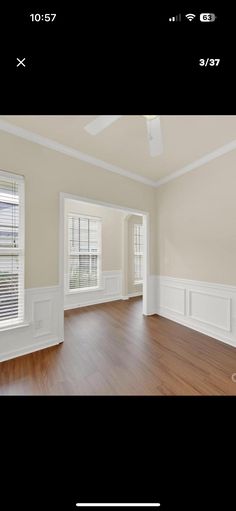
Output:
[{"xmin": 16, "ymin": 58, "xmax": 26, "ymax": 68}]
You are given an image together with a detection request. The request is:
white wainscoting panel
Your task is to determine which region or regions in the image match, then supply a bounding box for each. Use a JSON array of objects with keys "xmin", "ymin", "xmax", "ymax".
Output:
[
  {"xmin": 64, "ymin": 270, "xmax": 122, "ymax": 310},
  {"xmin": 3, "ymin": 275, "xmax": 232, "ymax": 362},
  {"xmin": 189, "ymin": 290, "xmax": 231, "ymax": 332},
  {"xmin": 0, "ymin": 286, "xmax": 63, "ymax": 362},
  {"xmin": 161, "ymin": 285, "xmax": 186, "ymax": 316},
  {"xmin": 104, "ymin": 272, "xmax": 121, "ymax": 295},
  {"xmin": 156, "ymin": 276, "xmax": 236, "ymax": 348}
]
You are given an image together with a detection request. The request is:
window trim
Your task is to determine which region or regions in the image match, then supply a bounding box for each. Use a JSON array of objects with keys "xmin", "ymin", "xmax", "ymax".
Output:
[
  {"xmin": 66, "ymin": 212, "xmax": 102, "ymax": 294},
  {"xmin": 0, "ymin": 170, "xmax": 25, "ymax": 330},
  {"xmin": 133, "ymin": 222, "xmax": 144, "ymax": 285}
]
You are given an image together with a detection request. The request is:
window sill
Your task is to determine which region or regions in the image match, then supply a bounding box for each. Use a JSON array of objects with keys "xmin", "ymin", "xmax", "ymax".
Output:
[
  {"xmin": 65, "ymin": 286, "xmax": 104, "ymax": 296},
  {"xmin": 0, "ymin": 321, "xmax": 30, "ymax": 333}
]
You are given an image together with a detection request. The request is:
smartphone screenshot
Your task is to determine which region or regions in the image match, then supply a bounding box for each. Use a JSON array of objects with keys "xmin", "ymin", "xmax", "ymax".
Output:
[{"xmin": 0, "ymin": 5, "xmax": 235, "ymax": 511}]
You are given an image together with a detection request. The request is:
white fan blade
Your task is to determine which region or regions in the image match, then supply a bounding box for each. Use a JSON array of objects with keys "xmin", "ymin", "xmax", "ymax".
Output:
[
  {"xmin": 146, "ymin": 117, "xmax": 163, "ymax": 156},
  {"xmin": 84, "ymin": 115, "xmax": 122, "ymax": 135}
]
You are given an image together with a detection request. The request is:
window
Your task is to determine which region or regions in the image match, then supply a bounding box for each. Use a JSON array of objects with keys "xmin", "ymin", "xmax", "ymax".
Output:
[
  {"xmin": 133, "ymin": 223, "xmax": 144, "ymax": 284},
  {"xmin": 67, "ymin": 214, "xmax": 101, "ymax": 292},
  {"xmin": 0, "ymin": 171, "xmax": 25, "ymax": 328}
]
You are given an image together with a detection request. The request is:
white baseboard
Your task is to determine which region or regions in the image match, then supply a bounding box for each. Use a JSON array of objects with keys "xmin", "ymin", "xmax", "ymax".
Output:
[
  {"xmin": 65, "ymin": 295, "xmax": 123, "ymax": 310},
  {"xmin": 65, "ymin": 292, "xmax": 143, "ymax": 311},
  {"xmin": 155, "ymin": 276, "xmax": 236, "ymax": 348},
  {"xmin": 122, "ymin": 292, "xmax": 143, "ymax": 300},
  {"xmin": 0, "ymin": 338, "xmax": 62, "ymax": 363},
  {"xmin": 0, "ymin": 286, "xmax": 63, "ymax": 362}
]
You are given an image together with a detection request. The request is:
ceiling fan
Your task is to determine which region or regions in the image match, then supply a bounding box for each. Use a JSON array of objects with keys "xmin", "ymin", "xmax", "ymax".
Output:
[{"xmin": 83, "ymin": 115, "xmax": 163, "ymax": 157}]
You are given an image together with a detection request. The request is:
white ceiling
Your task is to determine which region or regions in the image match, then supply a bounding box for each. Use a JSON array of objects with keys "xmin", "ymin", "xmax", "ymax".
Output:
[{"xmin": 0, "ymin": 115, "xmax": 236, "ymax": 186}]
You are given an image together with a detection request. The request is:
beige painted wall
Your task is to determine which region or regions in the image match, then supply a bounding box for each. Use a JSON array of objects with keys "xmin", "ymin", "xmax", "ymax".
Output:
[
  {"xmin": 127, "ymin": 215, "xmax": 143, "ymax": 295},
  {"xmin": 2, "ymin": 129, "xmax": 235, "ymax": 291},
  {"xmin": 156, "ymin": 150, "xmax": 236, "ymax": 285},
  {"xmin": 0, "ymin": 131, "xmax": 156, "ymax": 289},
  {"xmin": 64, "ymin": 199, "xmax": 125, "ymax": 272}
]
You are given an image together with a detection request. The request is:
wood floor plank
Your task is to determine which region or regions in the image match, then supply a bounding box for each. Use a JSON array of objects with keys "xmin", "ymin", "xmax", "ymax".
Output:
[{"xmin": 1, "ymin": 297, "xmax": 236, "ymax": 395}]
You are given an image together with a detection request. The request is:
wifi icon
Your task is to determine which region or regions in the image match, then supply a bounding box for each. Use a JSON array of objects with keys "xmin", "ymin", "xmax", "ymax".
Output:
[{"xmin": 185, "ymin": 13, "xmax": 196, "ymax": 21}]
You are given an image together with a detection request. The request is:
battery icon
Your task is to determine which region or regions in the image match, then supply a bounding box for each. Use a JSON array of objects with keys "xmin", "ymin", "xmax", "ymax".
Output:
[{"xmin": 200, "ymin": 13, "xmax": 216, "ymax": 22}]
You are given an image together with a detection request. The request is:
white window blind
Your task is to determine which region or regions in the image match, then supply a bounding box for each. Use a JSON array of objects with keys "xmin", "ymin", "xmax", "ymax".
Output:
[
  {"xmin": 68, "ymin": 214, "xmax": 101, "ymax": 291},
  {"xmin": 0, "ymin": 171, "xmax": 25, "ymax": 328},
  {"xmin": 134, "ymin": 223, "xmax": 144, "ymax": 284}
]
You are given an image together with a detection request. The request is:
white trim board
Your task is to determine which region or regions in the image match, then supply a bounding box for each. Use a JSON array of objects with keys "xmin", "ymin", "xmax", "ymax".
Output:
[
  {"xmin": 0, "ymin": 119, "xmax": 236, "ymax": 188},
  {"xmin": 122, "ymin": 292, "xmax": 143, "ymax": 300},
  {"xmin": 64, "ymin": 295, "xmax": 123, "ymax": 311},
  {"xmin": 0, "ymin": 338, "xmax": 61, "ymax": 364}
]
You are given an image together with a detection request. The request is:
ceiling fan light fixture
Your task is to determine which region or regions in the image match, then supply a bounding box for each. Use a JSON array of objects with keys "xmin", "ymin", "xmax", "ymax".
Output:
[
  {"xmin": 83, "ymin": 115, "xmax": 163, "ymax": 157},
  {"xmin": 143, "ymin": 115, "xmax": 158, "ymax": 120}
]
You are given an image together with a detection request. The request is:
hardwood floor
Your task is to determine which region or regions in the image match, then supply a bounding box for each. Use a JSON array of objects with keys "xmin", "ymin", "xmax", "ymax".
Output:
[{"xmin": 1, "ymin": 297, "xmax": 236, "ymax": 395}]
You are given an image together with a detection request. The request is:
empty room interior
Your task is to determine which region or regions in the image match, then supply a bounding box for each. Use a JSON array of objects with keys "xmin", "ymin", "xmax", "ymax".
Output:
[{"xmin": 0, "ymin": 115, "xmax": 236, "ymax": 395}]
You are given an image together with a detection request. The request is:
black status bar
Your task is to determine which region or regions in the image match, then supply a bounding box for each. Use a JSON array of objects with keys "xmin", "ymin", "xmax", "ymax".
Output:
[{"xmin": 0, "ymin": 7, "xmax": 235, "ymax": 26}]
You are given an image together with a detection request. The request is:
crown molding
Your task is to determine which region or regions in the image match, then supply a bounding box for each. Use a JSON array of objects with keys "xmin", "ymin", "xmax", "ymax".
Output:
[
  {"xmin": 0, "ymin": 120, "xmax": 156, "ymax": 187},
  {"xmin": 155, "ymin": 139, "xmax": 236, "ymax": 187},
  {"xmin": 0, "ymin": 119, "xmax": 236, "ymax": 189}
]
